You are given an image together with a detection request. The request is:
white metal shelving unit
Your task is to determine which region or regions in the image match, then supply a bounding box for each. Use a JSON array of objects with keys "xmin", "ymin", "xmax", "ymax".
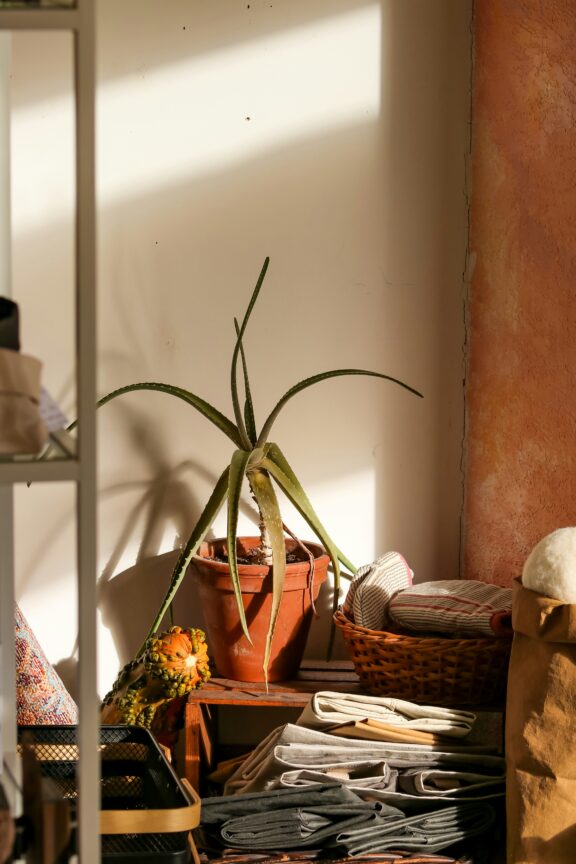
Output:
[{"xmin": 0, "ymin": 2, "xmax": 98, "ymax": 862}]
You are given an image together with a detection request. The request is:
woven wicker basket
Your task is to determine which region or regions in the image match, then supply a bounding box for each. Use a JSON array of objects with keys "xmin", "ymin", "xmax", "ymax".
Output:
[{"xmin": 333, "ymin": 608, "xmax": 512, "ymax": 707}]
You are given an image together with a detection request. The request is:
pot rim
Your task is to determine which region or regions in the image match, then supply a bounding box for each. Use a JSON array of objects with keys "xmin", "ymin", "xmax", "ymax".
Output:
[{"xmin": 193, "ymin": 536, "xmax": 330, "ymax": 577}]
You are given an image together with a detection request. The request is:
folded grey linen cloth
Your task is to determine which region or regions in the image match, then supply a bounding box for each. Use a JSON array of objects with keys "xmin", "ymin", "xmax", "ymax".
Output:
[
  {"xmin": 337, "ymin": 802, "xmax": 496, "ymax": 855},
  {"xmin": 201, "ymin": 782, "xmax": 361, "ymax": 824},
  {"xmin": 278, "ymin": 771, "xmax": 504, "ymax": 810},
  {"xmin": 297, "ymin": 692, "xmax": 476, "ymax": 737},
  {"xmin": 397, "ymin": 768, "xmax": 505, "ymax": 797},
  {"xmin": 220, "ymin": 801, "xmax": 403, "ymax": 850},
  {"xmin": 224, "ymin": 724, "xmax": 505, "ymax": 805},
  {"xmin": 280, "ymin": 763, "xmax": 398, "ymax": 792}
]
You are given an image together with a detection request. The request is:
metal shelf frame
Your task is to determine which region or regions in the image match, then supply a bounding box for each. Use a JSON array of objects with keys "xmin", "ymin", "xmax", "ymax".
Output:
[{"xmin": 0, "ymin": 2, "xmax": 99, "ymax": 861}]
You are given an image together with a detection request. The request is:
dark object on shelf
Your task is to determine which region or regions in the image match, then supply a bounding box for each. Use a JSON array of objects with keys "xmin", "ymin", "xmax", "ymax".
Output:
[
  {"xmin": 0, "ymin": 297, "xmax": 20, "ymax": 351},
  {"xmin": 17, "ymin": 725, "xmax": 201, "ymax": 863},
  {"xmin": 333, "ymin": 609, "xmax": 511, "ymax": 707}
]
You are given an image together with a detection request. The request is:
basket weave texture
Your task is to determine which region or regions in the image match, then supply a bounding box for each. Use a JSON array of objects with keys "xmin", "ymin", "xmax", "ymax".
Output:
[{"xmin": 334, "ymin": 608, "xmax": 512, "ymax": 707}]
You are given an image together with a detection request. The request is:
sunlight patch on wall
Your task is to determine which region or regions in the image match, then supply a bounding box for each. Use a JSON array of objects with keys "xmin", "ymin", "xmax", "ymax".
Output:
[
  {"xmin": 226, "ymin": 465, "xmax": 377, "ymax": 570},
  {"xmin": 10, "ymin": 3, "xmax": 381, "ymax": 237}
]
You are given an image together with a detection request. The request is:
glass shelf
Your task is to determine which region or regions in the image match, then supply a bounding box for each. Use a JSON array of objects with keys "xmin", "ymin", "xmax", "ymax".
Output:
[
  {"xmin": 0, "ymin": 426, "xmax": 76, "ymax": 461},
  {"xmin": 0, "ymin": 2, "xmax": 79, "ymax": 31},
  {"xmin": 0, "ymin": 457, "xmax": 79, "ymax": 482},
  {"xmin": 0, "ymin": 1, "xmax": 75, "ymax": 8},
  {"xmin": 0, "ymin": 431, "xmax": 78, "ymax": 480}
]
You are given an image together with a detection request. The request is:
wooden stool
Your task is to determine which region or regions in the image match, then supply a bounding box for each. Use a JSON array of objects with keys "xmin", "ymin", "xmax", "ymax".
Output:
[{"xmin": 184, "ymin": 659, "xmax": 361, "ymax": 790}]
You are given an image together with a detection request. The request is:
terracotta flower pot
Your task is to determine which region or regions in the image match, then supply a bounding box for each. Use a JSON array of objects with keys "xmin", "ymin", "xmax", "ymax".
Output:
[{"xmin": 192, "ymin": 537, "xmax": 329, "ymax": 682}]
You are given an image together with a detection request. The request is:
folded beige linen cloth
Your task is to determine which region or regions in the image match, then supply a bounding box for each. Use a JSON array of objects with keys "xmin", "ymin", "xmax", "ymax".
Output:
[
  {"xmin": 224, "ymin": 723, "xmax": 505, "ymax": 809},
  {"xmin": 296, "ymin": 691, "xmax": 476, "ymax": 737}
]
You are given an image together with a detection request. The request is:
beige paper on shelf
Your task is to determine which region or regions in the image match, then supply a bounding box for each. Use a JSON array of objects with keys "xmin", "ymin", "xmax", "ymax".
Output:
[{"xmin": 328, "ymin": 718, "xmax": 456, "ymax": 746}]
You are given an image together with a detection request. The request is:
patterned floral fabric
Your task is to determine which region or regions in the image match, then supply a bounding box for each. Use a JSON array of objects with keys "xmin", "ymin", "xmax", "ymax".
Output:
[{"xmin": 15, "ymin": 603, "xmax": 77, "ymax": 724}]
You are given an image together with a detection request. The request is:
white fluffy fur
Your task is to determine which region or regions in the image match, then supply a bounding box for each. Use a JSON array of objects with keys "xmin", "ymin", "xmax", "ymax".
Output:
[{"xmin": 522, "ymin": 527, "xmax": 576, "ymax": 603}]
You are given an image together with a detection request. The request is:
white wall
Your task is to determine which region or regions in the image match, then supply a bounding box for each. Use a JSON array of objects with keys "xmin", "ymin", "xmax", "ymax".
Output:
[{"xmin": 11, "ymin": 0, "xmax": 471, "ymax": 698}]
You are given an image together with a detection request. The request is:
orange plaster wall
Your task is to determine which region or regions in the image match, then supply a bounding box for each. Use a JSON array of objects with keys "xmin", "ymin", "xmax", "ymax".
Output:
[{"xmin": 464, "ymin": 0, "xmax": 576, "ymax": 586}]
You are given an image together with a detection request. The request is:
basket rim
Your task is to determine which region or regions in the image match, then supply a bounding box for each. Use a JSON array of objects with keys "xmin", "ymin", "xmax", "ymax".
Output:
[{"xmin": 333, "ymin": 606, "xmax": 513, "ymax": 646}]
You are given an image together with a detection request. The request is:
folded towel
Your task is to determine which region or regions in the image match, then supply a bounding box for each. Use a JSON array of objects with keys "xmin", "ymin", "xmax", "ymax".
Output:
[
  {"xmin": 201, "ymin": 782, "xmax": 360, "ymax": 824},
  {"xmin": 220, "ymin": 802, "xmax": 400, "ymax": 850},
  {"xmin": 338, "ymin": 802, "xmax": 496, "ymax": 855},
  {"xmin": 297, "ymin": 692, "xmax": 476, "ymax": 737},
  {"xmin": 397, "ymin": 768, "xmax": 505, "ymax": 797},
  {"xmin": 343, "ymin": 552, "xmax": 413, "ymax": 629},
  {"xmin": 280, "ymin": 762, "xmax": 398, "ymax": 792}
]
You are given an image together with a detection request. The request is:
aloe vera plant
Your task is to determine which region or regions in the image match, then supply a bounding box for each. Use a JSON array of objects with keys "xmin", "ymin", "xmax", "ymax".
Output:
[{"xmin": 98, "ymin": 258, "xmax": 422, "ymax": 678}]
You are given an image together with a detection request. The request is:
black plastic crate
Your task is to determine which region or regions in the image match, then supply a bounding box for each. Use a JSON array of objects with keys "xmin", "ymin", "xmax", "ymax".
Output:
[{"xmin": 18, "ymin": 725, "xmax": 200, "ymax": 864}]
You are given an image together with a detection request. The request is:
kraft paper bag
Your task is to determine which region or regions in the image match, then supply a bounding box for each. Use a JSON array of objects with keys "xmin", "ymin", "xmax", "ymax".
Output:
[
  {"xmin": 0, "ymin": 347, "xmax": 47, "ymax": 455},
  {"xmin": 506, "ymin": 580, "xmax": 576, "ymax": 863}
]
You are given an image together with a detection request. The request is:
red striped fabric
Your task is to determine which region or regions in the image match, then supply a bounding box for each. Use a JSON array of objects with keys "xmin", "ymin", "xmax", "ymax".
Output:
[{"xmin": 388, "ymin": 581, "xmax": 513, "ymax": 637}]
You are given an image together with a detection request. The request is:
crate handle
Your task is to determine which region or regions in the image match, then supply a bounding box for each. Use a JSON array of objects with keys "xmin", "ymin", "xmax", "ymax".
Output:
[{"xmin": 100, "ymin": 777, "xmax": 201, "ymax": 835}]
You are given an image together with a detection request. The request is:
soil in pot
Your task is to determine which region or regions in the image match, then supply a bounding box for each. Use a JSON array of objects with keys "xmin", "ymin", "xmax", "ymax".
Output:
[{"xmin": 192, "ymin": 536, "xmax": 329, "ymax": 682}]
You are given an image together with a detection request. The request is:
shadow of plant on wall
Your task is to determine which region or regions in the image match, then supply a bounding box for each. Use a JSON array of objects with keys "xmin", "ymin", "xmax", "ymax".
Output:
[{"xmin": 92, "ymin": 256, "xmax": 422, "ymax": 697}]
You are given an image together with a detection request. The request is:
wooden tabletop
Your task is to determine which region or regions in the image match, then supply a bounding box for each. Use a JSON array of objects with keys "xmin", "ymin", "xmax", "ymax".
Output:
[{"xmin": 186, "ymin": 659, "xmax": 363, "ymax": 708}]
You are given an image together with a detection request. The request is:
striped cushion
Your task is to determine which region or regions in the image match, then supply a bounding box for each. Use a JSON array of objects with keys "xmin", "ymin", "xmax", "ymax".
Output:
[
  {"xmin": 343, "ymin": 552, "xmax": 413, "ymax": 630},
  {"xmin": 388, "ymin": 581, "xmax": 513, "ymax": 637}
]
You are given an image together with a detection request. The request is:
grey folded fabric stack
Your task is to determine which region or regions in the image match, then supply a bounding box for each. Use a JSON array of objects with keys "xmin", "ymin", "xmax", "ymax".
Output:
[
  {"xmin": 220, "ymin": 803, "xmax": 394, "ymax": 850},
  {"xmin": 338, "ymin": 802, "xmax": 496, "ymax": 856},
  {"xmin": 201, "ymin": 784, "xmax": 495, "ymax": 856},
  {"xmin": 201, "ymin": 782, "xmax": 361, "ymax": 824},
  {"xmin": 201, "ymin": 784, "xmax": 398, "ymax": 852}
]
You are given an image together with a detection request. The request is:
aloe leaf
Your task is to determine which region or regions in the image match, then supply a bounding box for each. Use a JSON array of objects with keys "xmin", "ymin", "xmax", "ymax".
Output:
[
  {"xmin": 234, "ymin": 318, "xmax": 257, "ymax": 445},
  {"xmin": 260, "ymin": 450, "xmax": 346, "ymax": 660},
  {"xmin": 247, "ymin": 467, "xmax": 286, "ymax": 685},
  {"xmin": 257, "ymin": 370, "xmax": 423, "ymax": 446},
  {"xmin": 227, "ymin": 449, "xmax": 253, "ymax": 643},
  {"xmin": 264, "ymin": 443, "xmax": 356, "ymax": 575},
  {"xmin": 259, "ymin": 446, "xmax": 343, "ymax": 610},
  {"xmin": 138, "ymin": 464, "xmax": 231, "ymax": 655},
  {"xmin": 66, "ymin": 382, "xmax": 243, "ymax": 447},
  {"xmin": 231, "ymin": 258, "xmax": 270, "ymax": 448}
]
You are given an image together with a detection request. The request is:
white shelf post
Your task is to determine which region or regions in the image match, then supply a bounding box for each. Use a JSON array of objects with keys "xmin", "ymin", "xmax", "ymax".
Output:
[
  {"xmin": 74, "ymin": 2, "xmax": 100, "ymax": 861},
  {"xmin": 0, "ymin": 4, "xmax": 100, "ymax": 861},
  {"xmin": 0, "ymin": 29, "xmax": 17, "ymax": 813}
]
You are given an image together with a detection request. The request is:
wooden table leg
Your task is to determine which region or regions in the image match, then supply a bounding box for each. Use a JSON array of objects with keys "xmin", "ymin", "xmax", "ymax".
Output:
[
  {"xmin": 184, "ymin": 700, "xmax": 203, "ymax": 791},
  {"xmin": 184, "ymin": 700, "xmax": 214, "ymax": 791}
]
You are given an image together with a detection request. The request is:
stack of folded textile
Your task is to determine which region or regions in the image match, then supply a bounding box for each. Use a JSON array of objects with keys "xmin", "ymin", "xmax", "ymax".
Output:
[
  {"xmin": 200, "ymin": 784, "xmax": 495, "ymax": 858},
  {"xmin": 198, "ymin": 691, "xmax": 504, "ymax": 858}
]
